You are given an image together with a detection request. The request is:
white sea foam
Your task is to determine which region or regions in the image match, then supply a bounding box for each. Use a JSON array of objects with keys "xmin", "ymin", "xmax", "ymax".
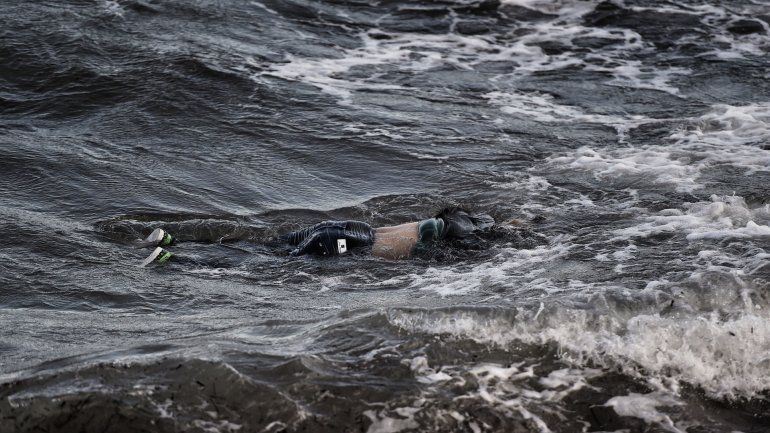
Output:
[
  {"xmin": 496, "ymin": 4, "xmax": 689, "ymax": 95},
  {"xmin": 501, "ymin": 0, "xmax": 597, "ymax": 18},
  {"xmin": 670, "ymin": 103, "xmax": 770, "ymax": 175},
  {"xmin": 390, "ymin": 294, "xmax": 770, "ymax": 397},
  {"xmin": 628, "ymin": 3, "xmax": 770, "ymax": 60},
  {"xmin": 250, "ymin": 1, "xmax": 278, "ymax": 15},
  {"xmin": 153, "ymin": 399, "xmax": 175, "ymax": 418},
  {"xmin": 548, "ymin": 146, "xmax": 701, "ymax": 192},
  {"xmin": 605, "ymin": 392, "xmax": 685, "ymax": 433},
  {"xmin": 363, "ymin": 407, "xmax": 420, "ymax": 433},
  {"xmin": 187, "ymin": 268, "xmax": 252, "ymax": 278},
  {"xmin": 484, "ymin": 90, "xmax": 653, "ymax": 140},
  {"xmin": 260, "ymin": 0, "xmax": 690, "ymax": 105},
  {"xmin": 404, "ymin": 238, "xmax": 573, "ymax": 296},
  {"xmin": 613, "ymin": 195, "xmax": 770, "ymax": 242},
  {"xmin": 191, "ymin": 419, "xmax": 243, "ymax": 433},
  {"xmin": 548, "ymin": 103, "xmax": 770, "ymax": 191},
  {"xmin": 400, "ymin": 353, "xmax": 604, "ymax": 433},
  {"xmin": 583, "ymin": 58, "xmax": 689, "ymax": 96},
  {"xmin": 408, "ymin": 356, "xmax": 454, "ymax": 384},
  {"xmin": 538, "ymin": 309, "xmax": 770, "ymax": 399},
  {"xmin": 101, "ymin": 0, "xmax": 125, "ymax": 17},
  {"xmin": 486, "ymin": 173, "xmax": 553, "ymax": 191}
]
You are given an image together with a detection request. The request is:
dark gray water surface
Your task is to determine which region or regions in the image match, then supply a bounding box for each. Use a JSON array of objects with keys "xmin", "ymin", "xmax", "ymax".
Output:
[{"xmin": 2, "ymin": 0, "xmax": 770, "ymax": 432}]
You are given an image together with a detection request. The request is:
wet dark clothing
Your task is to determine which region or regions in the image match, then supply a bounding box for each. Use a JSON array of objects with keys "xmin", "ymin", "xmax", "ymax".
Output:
[
  {"xmin": 281, "ymin": 208, "xmax": 495, "ymax": 257},
  {"xmin": 282, "ymin": 220, "xmax": 375, "ymax": 256}
]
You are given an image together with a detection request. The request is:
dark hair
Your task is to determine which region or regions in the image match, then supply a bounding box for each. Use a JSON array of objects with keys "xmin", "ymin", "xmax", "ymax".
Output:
[
  {"xmin": 434, "ymin": 207, "xmax": 495, "ymax": 239},
  {"xmin": 411, "ymin": 207, "xmax": 547, "ymax": 262}
]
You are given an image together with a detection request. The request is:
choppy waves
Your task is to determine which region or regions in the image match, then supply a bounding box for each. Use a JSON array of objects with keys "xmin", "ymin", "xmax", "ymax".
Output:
[{"xmin": 1, "ymin": 0, "xmax": 769, "ymax": 432}]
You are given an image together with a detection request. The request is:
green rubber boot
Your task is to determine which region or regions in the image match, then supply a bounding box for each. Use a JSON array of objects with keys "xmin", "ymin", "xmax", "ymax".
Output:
[
  {"xmin": 141, "ymin": 247, "xmax": 173, "ymax": 267},
  {"xmin": 137, "ymin": 228, "xmax": 175, "ymax": 248}
]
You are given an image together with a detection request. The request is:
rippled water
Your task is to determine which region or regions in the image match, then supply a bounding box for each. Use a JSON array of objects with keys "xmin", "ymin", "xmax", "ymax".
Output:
[{"xmin": 1, "ymin": 0, "xmax": 769, "ymax": 432}]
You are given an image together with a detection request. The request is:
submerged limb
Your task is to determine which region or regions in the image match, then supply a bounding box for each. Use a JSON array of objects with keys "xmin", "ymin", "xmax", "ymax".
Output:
[
  {"xmin": 131, "ymin": 221, "xmax": 272, "ymax": 248},
  {"xmin": 372, "ymin": 222, "xmax": 419, "ymax": 260},
  {"xmin": 139, "ymin": 243, "xmax": 259, "ymax": 268}
]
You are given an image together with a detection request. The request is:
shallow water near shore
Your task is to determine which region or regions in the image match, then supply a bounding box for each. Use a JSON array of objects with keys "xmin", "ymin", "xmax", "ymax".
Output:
[{"xmin": 1, "ymin": 0, "xmax": 770, "ymax": 432}]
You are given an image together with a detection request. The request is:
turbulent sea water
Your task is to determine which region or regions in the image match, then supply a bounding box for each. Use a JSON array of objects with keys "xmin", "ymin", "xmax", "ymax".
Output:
[{"xmin": 2, "ymin": 0, "xmax": 770, "ymax": 431}]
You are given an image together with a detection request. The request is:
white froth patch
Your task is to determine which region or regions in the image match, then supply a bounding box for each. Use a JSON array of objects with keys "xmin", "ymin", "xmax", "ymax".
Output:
[
  {"xmin": 408, "ymin": 356, "xmax": 454, "ymax": 384},
  {"xmin": 579, "ymin": 312, "xmax": 770, "ymax": 399},
  {"xmin": 685, "ymin": 4, "xmax": 766, "ymax": 59},
  {"xmin": 605, "ymin": 392, "xmax": 684, "ymax": 433},
  {"xmin": 471, "ymin": 364, "xmax": 552, "ymax": 433},
  {"xmin": 690, "ymin": 220, "xmax": 770, "ymax": 240},
  {"xmin": 484, "ymin": 91, "xmax": 652, "ymax": 139},
  {"xmin": 364, "ymin": 407, "xmax": 419, "ymax": 433},
  {"xmin": 628, "ymin": 3, "xmax": 770, "ymax": 60},
  {"xmin": 670, "ymin": 103, "xmax": 770, "ymax": 175},
  {"xmin": 501, "ymin": 0, "xmax": 597, "ymax": 18},
  {"xmin": 389, "ymin": 310, "xmax": 520, "ymax": 347},
  {"xmin": 341, "ymin": 123, "xmax": 406, "ymax": 140},
  {"xmin": 261, "ymin": 34, "xmax": 407, "ymax": 103},
  {"xmin": 584, "ymin": 59, "xmax": 689, "ymax": 96},
  {"xmin": 611, "ymin": 243, "xmax": 637, "ymax": 261},
  {"xmin": 548, "ymin": 146, "xmax": 700, "ymax": 191},
  {"xmin": 191, "ymin": 419, "xmax": 243, "ymax": 433},
  {"xmin": 187, "ymin": 268, "xmax": 252, "ymax": 278},
  {"xmin": 391, "ymin": 304, "xmax": 770, "ymax": 399},
  {"xmin": 486, "ymin": 11, "xmax": 688, "ymax": 96},
  {"xmin": 250, "ymin": 1, "xmax": 278, "ymax": 15},
  {"xmin": 260, "ymin": 29, "xmax": 524, "ymax": 104},
  {"xmin": 549, "ymin": 103, "xmax": 770, "ymax": 191},
  {"xmin": 403, "ymin": 353, "xmax": 604, "ymax": 433},
  {"xmin": 153, "ymin": 399, "xmax": 175, "ymax": 418},
  {"xmin": 101, "ymin": 0, "xmax": 125, "ymax": 17},
  {"xmin": 613, "ymin": 195, "xmax": 770, "ymax": 242},
  {"xmin": 497, "ymin": 1, "xmax": 691, "ymax": 96},
  {"xmin": 406, "ymin": 239, "xmax": 573, "ymax": 296},
  {"xmin": 487, "ymin": 173, "xmax": 552, "ymax": 191},
  {"xmin": 261, "ymin": 0, "xmax": 689, "ymax": 104}
]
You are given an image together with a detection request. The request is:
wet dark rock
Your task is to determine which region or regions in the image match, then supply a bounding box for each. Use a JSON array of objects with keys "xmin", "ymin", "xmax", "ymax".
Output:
[
  {"xmin": 380, "ymin": 15, "xmax": 452, "ymax": 34},
  {"xmin": 367, "ymin": 31, "xmax": 392, "ymax": 40},
  {"xmin": 727, "ymin": 19, "xmax": 766, "ymax": 35},
  {"xmin": 572, "ymin": 36, "xmax": 620, "ymax": 50},
  {"xmin": 455, "ymin": 20, "xmax": 494, "ymax": 35},
  {"xmin": 585, "ymin": 1, "xmax": 702, "ymax": 29},
  {"xmin": 452, "ymin": 0, "xmax": 501, "ymax": 16},
  {"xmin": 583, "ymin": 0, "xmax": 703, "ymax": 50},
  {"xmin": 534, "ymin": 41, "xmax": 572, "ymax": 55},
  {"xmin": 582, "ymin": 0, "xmax": 624, "ymax": 27}
]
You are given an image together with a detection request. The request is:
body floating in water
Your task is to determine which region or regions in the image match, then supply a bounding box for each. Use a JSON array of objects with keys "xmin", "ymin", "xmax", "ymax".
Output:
[{"xmin": 139, "ymin": 208, "xmax": 498, "ymax": 266}]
